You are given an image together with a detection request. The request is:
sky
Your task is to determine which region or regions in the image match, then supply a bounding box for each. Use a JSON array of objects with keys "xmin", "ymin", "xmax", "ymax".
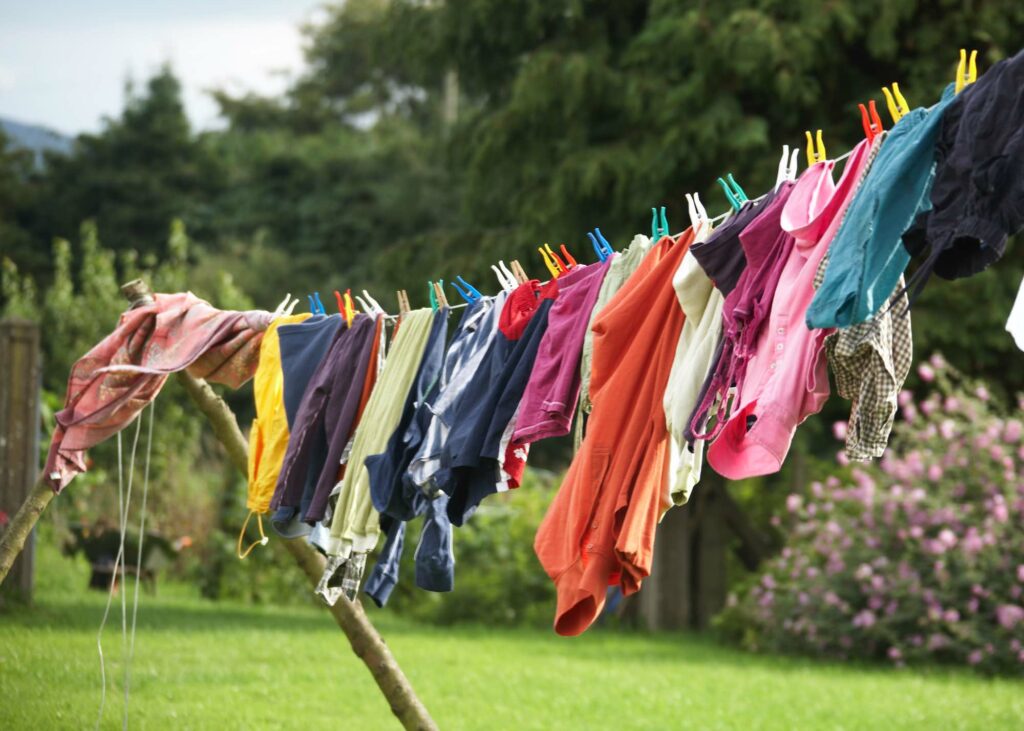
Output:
[{"xmin": 0, "ymin": 1, "xmax": 327, "ymax": 135}]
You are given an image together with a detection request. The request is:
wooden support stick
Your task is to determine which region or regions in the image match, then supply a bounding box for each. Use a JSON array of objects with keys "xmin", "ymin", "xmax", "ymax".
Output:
[{"xmin": 0, "ymin": 478, "xmax": 53, "ymax": 585}]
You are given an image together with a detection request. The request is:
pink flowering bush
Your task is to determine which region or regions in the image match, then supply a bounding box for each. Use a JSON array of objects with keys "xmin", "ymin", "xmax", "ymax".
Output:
[{"xmin": 717, "ymin": 354, "xmax": 1024, "ymax": 674}]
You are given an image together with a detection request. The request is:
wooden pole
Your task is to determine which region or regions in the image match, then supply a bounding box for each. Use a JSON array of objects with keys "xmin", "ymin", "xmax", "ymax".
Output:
[{"xmin": 0, "ymin": 319, "xmax": 44, "ymax": 598}]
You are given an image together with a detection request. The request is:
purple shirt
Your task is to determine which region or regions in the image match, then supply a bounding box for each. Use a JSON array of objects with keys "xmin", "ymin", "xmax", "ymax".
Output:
[{"xmin": 512, "ymin": 260, "xmax": 611, "ymax": 444}]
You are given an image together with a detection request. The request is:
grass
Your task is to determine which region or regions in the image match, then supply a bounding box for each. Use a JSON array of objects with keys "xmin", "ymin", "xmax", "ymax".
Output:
[{"xmin": 2, "ymin": 542, "xmax": 1023, "ymax": 730}]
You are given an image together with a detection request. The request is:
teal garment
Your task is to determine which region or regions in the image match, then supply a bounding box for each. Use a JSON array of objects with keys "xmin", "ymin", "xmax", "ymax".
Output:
[{"xmin": 806, "ymin": 84, "xmax": 956, "ymax": 329}]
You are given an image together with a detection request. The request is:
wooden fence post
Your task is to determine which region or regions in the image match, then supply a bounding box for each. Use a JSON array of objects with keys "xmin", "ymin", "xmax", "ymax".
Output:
[{"xmin": 0, "ymin": 318, "xmax": 42, "ymax": 604}]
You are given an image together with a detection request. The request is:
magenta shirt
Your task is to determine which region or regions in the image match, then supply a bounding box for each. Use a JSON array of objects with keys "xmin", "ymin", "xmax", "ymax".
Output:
[
  {"xmin": 707, "ymin": 138, "xmax": 871, "ymax": 479},
  {"xmin": 512, "ymin": 260, "xmax": 611, "ymax": 443}
]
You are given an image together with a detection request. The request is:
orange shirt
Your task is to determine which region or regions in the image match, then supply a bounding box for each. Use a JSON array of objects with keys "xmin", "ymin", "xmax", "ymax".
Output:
[{"xmin": 534, "ymin": 231, "xmax": 692, "ymax": 636}]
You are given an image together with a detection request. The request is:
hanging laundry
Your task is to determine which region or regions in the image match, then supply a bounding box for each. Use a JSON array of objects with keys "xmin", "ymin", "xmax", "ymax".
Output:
[
  {"xmin": 364, "ymin": 307, "xmax": 452, "ymax": 605},
  {"xmin": 442, "ymin": 278, "xmax": 558, "ymax": 525},
  {"xmin": 662, "ymin": 251, "xmax": 724, "ymax": 505},
  {"xmin": 814, "ymin": 135, "xmax": 914, "ymax": 461},
  {"xmin": 688, "ymin": 181, "xmax": 797, "ymax": 443},
  {"xmin": 512, "ymin": 259, "xmax": 611, "ymax": 445},
  {"xmin": 535, "ymin": 231, "xmax": 692, "ymax": 636},
  {"xmin": 708, "ymin": 138, "xmax": 873, "ymax": 479},
  {"xmin": 45, "ymin": 292, "xmax": 272, "ymax": 491},
  {"xmin": 243, "ymin": 311, "xmax": 311, "ymax": 555},
  {"xmin": 327, "ymin": 308, "xmax": 437, "ymax": 557},
  {"xmin": 1008, "ymin": 278, "xmax": 1024, "ymax": 352},
  {"xmin": 807, "ymin": 84, "xmax": 958, "ymax": 328},
  {"xmin": 270, "ymin": 312, "xmax": 380, "ymax": 528},
  {"xmin": 902, "ymin": 49, "xmax": 1024, "ymax": 294},
  {"xmin": 268, "ymin": 313, "xmax": 345, "ymax": 537}
]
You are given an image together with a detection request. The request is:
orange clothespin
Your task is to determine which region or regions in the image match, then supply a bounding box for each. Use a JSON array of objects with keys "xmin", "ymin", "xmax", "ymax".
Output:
[
  {"xmin": 859, "ymin": 100, "xmax": 883, "ymax": 141},
  {"xmin": 804, "ymin": 129, "xmax": 826, "ymax": 166},
  {"xmin": 559, "ymin": 244, "xmax": 578, "ymax": 269},
  {"xmin": 510, "ymin": 260, "xmax": 529, "ymax": 284},
  {"xmin": 882, "ymin": 83, "xmax": 909, "ymax": 124},
  {"xmin": 333, "ymin": 290, "xmax": 345, "ymax": 315},
  {"xmin": 955, "ymin": 48, "xmax": 978, "ymax": 94}
]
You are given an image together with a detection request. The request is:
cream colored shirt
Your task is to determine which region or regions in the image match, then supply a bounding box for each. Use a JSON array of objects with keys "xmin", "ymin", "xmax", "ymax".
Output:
[{"xmin": 663, "ymin": 249, "xmax": 724, "ymax": 507}]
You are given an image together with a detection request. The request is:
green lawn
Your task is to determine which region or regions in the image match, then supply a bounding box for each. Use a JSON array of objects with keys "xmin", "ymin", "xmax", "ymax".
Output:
[{"xmin": 2, "ymin": 545, "xmax": 1023, "ymax": 730}]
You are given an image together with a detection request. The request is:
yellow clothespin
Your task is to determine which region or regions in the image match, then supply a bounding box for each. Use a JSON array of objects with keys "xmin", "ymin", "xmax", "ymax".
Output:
[
  {"xmin": 804, "ymin": 129, "xmax": 826, "ymax": 166},
  {"xmin": 882, "ymin": 83, "xmax": 910, "ymax": 124},
  {"xmin": 955, "ymin": 48, "xmax": 978, "ymax": 94},
  {"xmin": 343, "ymin": 289, "xmax": 357, "ymax": 327},
  {"xmin": 537, "ymin": 246, "xmax": 561, "ymax": 279}
]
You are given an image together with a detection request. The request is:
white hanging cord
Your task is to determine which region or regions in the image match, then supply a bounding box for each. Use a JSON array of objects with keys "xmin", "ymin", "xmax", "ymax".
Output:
[
  {"xmin": 123, "ymin": 401, "xmax": 154, "ymax": 729},
  {"xmin": 95, "ymin": 412, "xmax": 143, "ymax": 730}
]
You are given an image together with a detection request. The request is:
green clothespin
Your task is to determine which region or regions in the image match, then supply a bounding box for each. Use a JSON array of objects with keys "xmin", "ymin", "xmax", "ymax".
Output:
[
  {"xmin": 428, "ymin": 281, "xmax": 437, "ymax": 311},
  {"xmin": 717, "ymin": 177, "xmax": 741, "ymax": 212},
  {"xmin": 650, "ymin": 206, "xmax": 670, "ymax": 240},
  {"xmin": 727, "ymin": 173, "xmax": 748, "ymax": 203}
]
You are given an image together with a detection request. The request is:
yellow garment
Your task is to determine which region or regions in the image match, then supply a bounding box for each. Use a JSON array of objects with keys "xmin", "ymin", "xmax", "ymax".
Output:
[{"xmin": 240, "ymin": 312, "xmax": 309, "ymax": 557}]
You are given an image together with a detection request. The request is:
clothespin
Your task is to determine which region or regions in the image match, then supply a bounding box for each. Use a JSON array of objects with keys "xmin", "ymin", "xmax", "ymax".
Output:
[
  {"xmin": 716, "ymin": 177, "xmax": 742, "ymax": 212},
  {"xmin": 343, "ymin": 289, "xmax": 357, "ymax": 326},
  {"xmin": 587, "ymin": 229, "xmax": 613, "ymax": 262},
  {"xmin": 313, "ymin": 291, "xmax": 326, "ymax": 315},
  {"xmin": 804, "ymin": 129, "xmax": 826, "ymax": 166},
  {"xmin": 686, "ymin": 193, "xmax": 702, "ymax": 231},
  {"xmin": 396, "ymin": 290, "xmax": 409, "ymax": 316},
  {"xmin": 650, "ymin": 206, "xmax": 670, "ymax": 240},
  {"xmin": 307, "ymin": 294, "xmax": 316, "ymax": 314},
  {"xmin": 559, "ymin": 245, "xmax": 578, "ymax": 269},
  {"xmin": 333, "ymin": 289, "xmax": 345, "ymax": 314},
  {"xmin": 452, "ymin": 275, "xmax": 482, "ymax": 304},
  {"xmin": 360, "ymin": 289, "xmax": 384, "ymax": 315},
  {"xmin": 538, "ymin": 246, "xmax": 562, "ymax": 278},
  {"xmin": 859, "ymin": 100, "xmax": 883, "ymax": 142},
  {"xmin": 774, "ymin": 146, "xmax": 799, "ymax": 189},
  {"xmin": 955, "ymin": 48, "xmax": 978, "ymax": 94},
  {"xmin": 272, "ymin": 293, "xmax": 292, "ymax": 317},
  {"xmin": 510, "ymin": 260, "xmax": 529, "ymax": 284},
  {"xmin": 432, "ymin": 281, "xmax": 448, "ymax": 308},
  {"xmin": 881, "ymin": 83, "xmax": 909, "ymax": 124},
  {"xmin": 428, "ymin": 281, "xmax": 438, "ymax": 310},
  {"xmin": 544, "ymin": 243, "xmax": 569, "ymax": 273}
]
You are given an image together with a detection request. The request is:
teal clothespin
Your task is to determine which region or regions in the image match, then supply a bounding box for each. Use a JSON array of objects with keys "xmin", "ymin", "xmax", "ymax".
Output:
[
  {"xmin": 428, "ymin": 281, "xmax": 437, "ymax": 311},
  {"xmin": 717, "ymin": 177, "xmax": 741, "ymax": 212},
  {"xmin": 650, "ymin": 206, "xmax": 670, "ymax": 240},
  {"xmin": 727, "ymin": 173, "xmax": 748, "ymax": 203}
]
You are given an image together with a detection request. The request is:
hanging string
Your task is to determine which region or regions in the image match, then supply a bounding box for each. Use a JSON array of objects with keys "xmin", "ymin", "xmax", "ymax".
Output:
[
  {"xmin": 95, "ymin": 410, "xmax": 143, "ymax": 730},
  {"xmin": 124, "ymin": 401, "xmax": 154, "ymax": 730}
]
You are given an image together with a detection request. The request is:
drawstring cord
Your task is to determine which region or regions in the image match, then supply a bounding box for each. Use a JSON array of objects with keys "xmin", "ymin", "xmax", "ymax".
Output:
[{"xmin": 237, "ymin": 510, "xmax": 269, "ymax": 559}]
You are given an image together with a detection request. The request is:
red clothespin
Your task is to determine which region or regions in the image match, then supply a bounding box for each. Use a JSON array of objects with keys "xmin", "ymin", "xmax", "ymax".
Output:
[
  {"xmin": 859, "ymin": 99, "xmax": 883, "ymax": 142},
  {"xmin": 333, "ymin": 290, "xmax": 345, "ymax": 314}
]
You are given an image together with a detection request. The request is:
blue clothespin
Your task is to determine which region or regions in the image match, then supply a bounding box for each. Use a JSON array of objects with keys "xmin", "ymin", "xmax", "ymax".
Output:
[
  {"xmin": 454, "ymin": 276, "xmax": 482, "ymax": 303},
  {"xmin": 717, "ymin": 177, "xmax": 741, "ymax": 212},
  {"xmin": 307, "ymin": 294, "xmax": 316, "ymax": 314},
  {"xmin": 313, "ymin": 291, "xmax": 325, "ymax": 315},
  {"xmin": 587, "ymin": 232, "xmax": 606, "ymax": 262},
  {"xmin": 587, "ymin": 228, "xmax": 614, "ymax": 262}
]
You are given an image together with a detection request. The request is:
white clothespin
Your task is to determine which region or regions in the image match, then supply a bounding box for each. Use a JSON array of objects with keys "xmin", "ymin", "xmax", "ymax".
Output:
[
  {"xmin": 494, "ymin": 261, "xmax": 516, "ymax": 292},
  {"xmin": 693, "ymin": 193, "xmax": 709, "ymax": 227},
  {"xmin": 776, "ymin": 146, "xmax": 789, "ymax": 190},
  {"xmin": 686, "ymin": 193, "xmax": 700, "ymax": 233},
  {"xmin": 788, "ymin": 147, "xmax": 799, "ymax": 182},
  {"xmin": 272, "ymin": 293, "xmax": 292, "ymax": 317},
  {"xmin": 360, "ymin": 289, "xmax": 386, "ymax": 316},
  {"xmin": 283, "ymin": 297, "xmax": 299, "ymax": 316}
]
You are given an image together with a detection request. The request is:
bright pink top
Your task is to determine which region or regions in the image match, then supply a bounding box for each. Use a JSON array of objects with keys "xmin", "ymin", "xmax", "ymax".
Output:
[{"xmin": 707, "ymin": 138, "xmax": 871, "ymax": 479}]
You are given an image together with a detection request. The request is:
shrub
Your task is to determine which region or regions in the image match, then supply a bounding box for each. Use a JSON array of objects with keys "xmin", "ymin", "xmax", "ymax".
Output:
[{"xmin": 717, "ymin": 354, "xmax": 1024, "ymax": 675}]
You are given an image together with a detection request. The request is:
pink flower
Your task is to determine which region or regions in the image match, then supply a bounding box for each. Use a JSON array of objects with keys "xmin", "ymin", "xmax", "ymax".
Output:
[
  {"xmin": 927, "ymin": 464, "xmax": 943, "ymax": 482},
  {"xmin": 967, "ymin": 598, "xmax": 979, "ymax": 613},
  {"xmin": 996, "ymin": 605, "xmax": 1024, "ymax": 630},
  {"xmin": 943, "ymin": 609, "xmax": 960, "ymax": 623},
  {"xmin": 1004, "ymin": 420, "xmax": 1023, "ymax": 443},
  {"xmin": 929, "ymin": 353, "xmax": 946, "ymax": 370},
  {"xmin": 786, "ymin": 494, "xmax": 802, "ymax": 513},
  {"xmin": 993, "ymin": 502, "xmax": 1009, "ymax": 523},
  {"xmin": 898, "ymin": 390, "xmax": 914, "ymax": 407},
  {"xmin": 917, "ymin": 363, "xmax": 935, "ymax": 382},
  {"xmin": 852, "ymin": 609, "xmax": 876, "ymax": 628},
  {"xmin": 1016, "ymin": 565, "xmax": 1024, "ymax": 583},
  {"xmin": 854, "ymin": 563, "xmax": 873, "ymax": 581},
  {"xmin": 961, "ymin": 529, "xmax": 984, "ymax": 554},
  {"xmin": 939, "ymin": 419, "xmax": 956, "ymax": 440},
  {"xmin": 832, "ymin": 421, "xmax": 848, "ymax": 441},
  {"xmin": 968, "ymin": 649, "xmax": 983, "ymax": 665},
  {"xmin": 975, "ymin": 385, "xmax": 990, "ymax": 401},
  {"xmin": 888, "ymin": 646, "xmax": 903, "ymax": 662},
  {"xmin": 836, "ymin": 451, "xmax": 850, "ymax": 467},
  {"xmin": 944, "ymin": 396, "xmax": 960, "ymax": 411},
  {"xmin": 938, "ymin": 529, "xmax": 957, "ymax": 548}
]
